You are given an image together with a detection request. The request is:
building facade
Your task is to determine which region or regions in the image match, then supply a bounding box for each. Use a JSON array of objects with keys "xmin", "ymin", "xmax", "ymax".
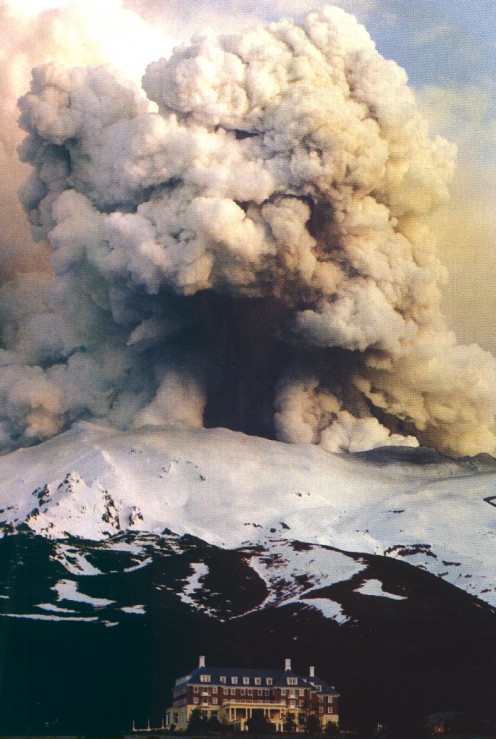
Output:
[{"xmin": 166, "ymin": 657, "xmax": 339, "ymax": 732}]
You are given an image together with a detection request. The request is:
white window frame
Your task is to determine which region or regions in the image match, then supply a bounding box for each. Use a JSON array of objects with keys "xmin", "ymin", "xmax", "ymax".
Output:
[
  {"xmin": 231, "ymin": 677, "xmax": 238, "ymax": 685},
  {"xmin": 266, "ymin": 678, "xmax": 273, "ymax": 685},
  {"xmin": 254, "ymin": 678, "xmax": 261, "ymax": 685},
  {"xmin": 220, "ymin": 676, "xmax": 226, "ymax": 684},
  {"xmin": 200, "ymin": 675, "xmax": 211, "ymax": 683},
  {"xmin": 243, "ymin": 677, "xmax": 250, "ymax": 685}
]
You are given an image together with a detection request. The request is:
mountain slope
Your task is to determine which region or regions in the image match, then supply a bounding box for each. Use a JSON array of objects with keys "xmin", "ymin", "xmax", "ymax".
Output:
[
  {"xmin": 2, "ymin": 530, "xmax": 496, "ymax": 737},
  {"xmin": 1, "ymin": 421, "xmax": 496, "ymax": 604}
]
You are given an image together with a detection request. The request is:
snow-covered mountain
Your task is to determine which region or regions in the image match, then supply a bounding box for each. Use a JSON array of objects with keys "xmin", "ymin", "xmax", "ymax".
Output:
[
  {"xmin": 2, "ymin": 422, "xmax": 496, "ymax": 736},
  {"xmin": 2, "ymin": 420, "xmax": 496, "ymax": 605}
]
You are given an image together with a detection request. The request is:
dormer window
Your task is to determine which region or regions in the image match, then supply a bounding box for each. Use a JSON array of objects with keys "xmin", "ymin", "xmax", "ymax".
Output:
[
  {"xmin": 200, "ymin": 675, "xmax": 211, "ymax": 683},
  {"xmin": 231, "ymin": 677, "xmax": 238, "ymax": 685},
  {"xmin": 254, "ymin": 678, "xmax": 261, "ymax": 685},
  {"xmin": 243, "ymin": 677, "xmax": 249, "ymax": 685},
  {"xmin": 266, "ymin": 678, "xmax": 273, "ymax": 685},
  {"xmin": 287, "ymin": 677, "xmax": 297, "ymax": 686},
  {"xmin": 220, "ymin": 676, "xmax": 226, "ymax": 684}
]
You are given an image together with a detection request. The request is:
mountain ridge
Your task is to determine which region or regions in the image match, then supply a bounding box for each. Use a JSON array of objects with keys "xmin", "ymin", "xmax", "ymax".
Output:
[{"xmin": 1, "ymin": 422, "xmax": 496, "ymax": 605}]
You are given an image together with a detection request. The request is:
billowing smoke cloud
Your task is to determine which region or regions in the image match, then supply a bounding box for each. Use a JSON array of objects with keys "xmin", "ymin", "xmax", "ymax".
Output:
[
  {"xmin": 2, "ymin": 4, "xmax": 496, "ymax": 456},
  {"xmin": 0, "ymin": 0, "xmax": 174, "ymax": 281}
]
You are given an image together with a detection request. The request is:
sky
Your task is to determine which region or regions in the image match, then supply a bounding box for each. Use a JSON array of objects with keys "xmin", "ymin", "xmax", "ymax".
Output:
[{"xmin": 0, "ymin": 0, "xmax": 495, "ymax": 456}]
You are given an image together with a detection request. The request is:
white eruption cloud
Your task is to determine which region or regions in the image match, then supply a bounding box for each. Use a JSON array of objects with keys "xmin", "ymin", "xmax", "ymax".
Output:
[{"xmin": 2, "ymin": 4, "xmax": 496, "ymax": 456}]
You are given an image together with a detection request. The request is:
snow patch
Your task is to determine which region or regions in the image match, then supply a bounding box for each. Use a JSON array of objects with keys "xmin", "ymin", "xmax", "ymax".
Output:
[
  {"xmin": 179, "ymin": 563, "xmax": 209, "ymax": 607},
  {"xmin": 37, "ymin": 602, "xmax": 78, "ymax": 614},
  {"xmin": 52, "ymin": 579, "xmax": 115, "ymax": 607},
  {"xmin": 302, "ymin": 598, "xmax": 349, "ymax": 623},
  {"xmin": 0, "ymin": 612, "xmax": 98, "ymax": 622},
  {"xmin": 121, "ymin": 605, "xmax": 146, "ymax": 614},
  {"xmin": 355, "ymin": 579, "xmax": 407, "ymax": 600}
]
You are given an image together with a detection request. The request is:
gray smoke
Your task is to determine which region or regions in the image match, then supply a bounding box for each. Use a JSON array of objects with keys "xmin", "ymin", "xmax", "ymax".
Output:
[{"xmin": 2, "ymin": 4, "xmax": 496, "ymax": 456}]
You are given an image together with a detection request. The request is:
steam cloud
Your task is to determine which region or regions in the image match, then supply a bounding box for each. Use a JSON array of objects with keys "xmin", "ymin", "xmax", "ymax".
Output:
[{"xmin": 2, "ymin": 4, "xmax": 496, "ymax": 456}]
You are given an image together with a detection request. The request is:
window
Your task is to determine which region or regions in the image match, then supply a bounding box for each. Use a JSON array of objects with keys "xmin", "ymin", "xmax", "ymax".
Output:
[
  {"xmin": 230, "ymin": 688, "xmax": 236, "ymax": 696},
  {"xmin": 247, "ymin": 689, "xmax": 253, "ymax": 696},
  {"xmin": 220, "ymin": 676, "xmax": 226, "ymax": 684},
  {"xmin": 258, "ymin": 690, "xmax": 263, "ymax": 697},
  {"xmin": 241, "ymin": 689, "xmax": 246, "ymax": 696},
  {"xmin": 281, "ymin": 689, "xmax": 286, "ymax": 696},
  {"xmin": 212, "ymin": 698, "xmax": 218, "ymax": 705},
  {"xmin": 200, "ymin": 675, "xmax": 211, "ymax": 683},
  {"xmin": 266, "ymin": 678, "xmax": 273, "ymax": 686},
  {"xmin": 254, "ymin": 678, "xmax": 261, "ymax": 685},
  {"xmin": 231, "ymin": 677, "xmax": 238, "ymax": 685},
  {"xmin": 243, "ymin": 677, "xmax": 249, "ymax": 685},
  {"xmin": 194, "ymin": 686, "xmax": 199, "ymax": 694},
  {"xmin": 299, "ymin": 690, "xmax": 304, "ymax": 697},
  {"xmin": 318, "ymin": 707, "xmax": 323, "ymax": 714},
  {"xmin": 287, "ymin": 677, "xmax": 297, "ymax": 686},
  {"xmin": 213, "ymin": 687, "xmax": 218, "ymax": 694},
  {"xmin": 264, "ymin": 690, "xmax": 269, "ymax": 697},
  {"xmin": 193, "ymin": 697, "xmax": 199, "ymax": 705}
]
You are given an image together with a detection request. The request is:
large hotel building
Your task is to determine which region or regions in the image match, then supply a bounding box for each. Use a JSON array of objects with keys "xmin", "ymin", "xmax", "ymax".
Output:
[{"xmin": 166, "ymin": 656, "xmax": 339, "ymax": 732}]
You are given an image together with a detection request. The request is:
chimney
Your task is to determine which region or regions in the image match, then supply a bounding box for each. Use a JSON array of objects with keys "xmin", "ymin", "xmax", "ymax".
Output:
[
  {"xmin": 309, "ymin": 666, "xmax": 315, "ymax": 678},
  {"xmin": 199, "ymin": 655, "xmax": 206, "ymax": 668},
  {"xmin": 284, "ymin": 658, "xmax": 291, "ymax": 671}
]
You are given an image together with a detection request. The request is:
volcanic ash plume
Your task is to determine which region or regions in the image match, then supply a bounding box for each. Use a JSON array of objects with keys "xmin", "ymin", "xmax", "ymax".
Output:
[{"xmin": 3, "ymin": 5, "xmax": 496, "ymax": 456}]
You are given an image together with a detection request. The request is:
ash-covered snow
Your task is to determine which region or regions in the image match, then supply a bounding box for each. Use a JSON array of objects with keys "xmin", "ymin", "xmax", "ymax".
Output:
[{"xmin": 2, "ymin": 422, "xmax": 496, "ymax": 605}]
